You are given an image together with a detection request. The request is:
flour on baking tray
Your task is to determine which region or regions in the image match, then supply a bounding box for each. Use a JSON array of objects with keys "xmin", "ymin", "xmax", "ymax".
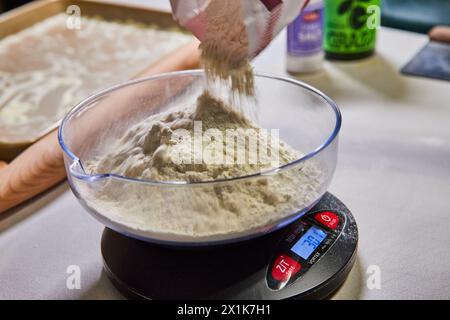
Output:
[{"xmin": 0, "ymin": 13, "xmax": 191, "ymax": 143}]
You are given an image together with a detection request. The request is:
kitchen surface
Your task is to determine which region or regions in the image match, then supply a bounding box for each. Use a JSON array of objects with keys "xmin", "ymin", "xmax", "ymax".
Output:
[{"xmin": 0, "ymin": 0, "xmax": 450, "ymax": 300}]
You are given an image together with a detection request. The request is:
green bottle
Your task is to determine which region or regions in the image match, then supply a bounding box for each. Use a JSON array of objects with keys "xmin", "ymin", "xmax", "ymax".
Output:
[{"xmin": 324, "ymin": 0, "xmax": 381, "ymax": 60}]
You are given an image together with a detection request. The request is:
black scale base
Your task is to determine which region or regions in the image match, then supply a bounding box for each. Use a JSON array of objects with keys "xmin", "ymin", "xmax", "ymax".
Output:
[{"xmin": 101, "ymin": 192, "xmax": 358, "ymax": 300}]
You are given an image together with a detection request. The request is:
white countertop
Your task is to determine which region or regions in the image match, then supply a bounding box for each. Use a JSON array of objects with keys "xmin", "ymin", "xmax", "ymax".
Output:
[{"xmin": 1, "ymin": 0, "xmax": 450, "ymax": 300}]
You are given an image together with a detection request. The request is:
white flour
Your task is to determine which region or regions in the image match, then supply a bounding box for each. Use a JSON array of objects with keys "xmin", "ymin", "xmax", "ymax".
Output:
[{"xmin": 83, "ymin": 93, "xmax": 325, "ymax": 237}]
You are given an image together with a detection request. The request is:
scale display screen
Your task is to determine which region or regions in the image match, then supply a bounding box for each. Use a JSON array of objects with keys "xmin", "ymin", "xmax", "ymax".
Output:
[{"xmin": 291, "ymin": 226, "xmax": 327, "ymax": 260}]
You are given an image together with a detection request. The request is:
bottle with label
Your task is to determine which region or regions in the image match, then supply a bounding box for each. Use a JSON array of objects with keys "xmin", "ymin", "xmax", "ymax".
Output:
[
  {"xmin": 324, "ymin": 0, "xmax": 381, "ymax": 60},
  {"xmin": 286, "ymin": 0, "xmax": 324, "ymax": 74}
]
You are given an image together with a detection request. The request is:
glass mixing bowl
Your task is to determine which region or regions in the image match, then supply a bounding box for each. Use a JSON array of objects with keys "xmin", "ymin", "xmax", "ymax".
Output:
[{"xmin": 59, "ymin": 70, "xmax": 341, "ymax": 246}]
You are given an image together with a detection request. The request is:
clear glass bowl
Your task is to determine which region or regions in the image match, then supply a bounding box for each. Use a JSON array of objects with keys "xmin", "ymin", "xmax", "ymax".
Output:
[{"xmin": 59, "ymin": 70, "xmax": 341, "ymax": 246}]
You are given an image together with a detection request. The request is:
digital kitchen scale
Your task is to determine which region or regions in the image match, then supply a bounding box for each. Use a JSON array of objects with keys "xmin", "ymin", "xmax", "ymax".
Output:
[{"xmin": 101, "ymin": 192, "xmax": 358, "ymax": 300}]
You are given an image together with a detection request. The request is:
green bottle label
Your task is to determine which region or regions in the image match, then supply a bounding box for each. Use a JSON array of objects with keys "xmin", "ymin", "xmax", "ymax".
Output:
[{"xmin": 324, "ymin": 0, "xmax": 381, "ymax": 54}]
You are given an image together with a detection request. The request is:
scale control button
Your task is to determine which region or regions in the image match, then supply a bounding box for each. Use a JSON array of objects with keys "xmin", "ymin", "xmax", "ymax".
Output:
[
  {"xmin": 315, "ymin": 211, "xmax": 339, "ymax": 229},
  {"xmin": 271, "ymin": 255, "xmax": 301, "ymax": 281}
]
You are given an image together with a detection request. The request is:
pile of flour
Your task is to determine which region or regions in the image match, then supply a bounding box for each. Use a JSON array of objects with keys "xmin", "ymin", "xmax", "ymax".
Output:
[
  {"xmin": 86, "ymin": 93, "xmax": 297, "ymax": 182},
  {"xmin": 83, "ymin": 93, "xmax": 324, "ymax": 237}
]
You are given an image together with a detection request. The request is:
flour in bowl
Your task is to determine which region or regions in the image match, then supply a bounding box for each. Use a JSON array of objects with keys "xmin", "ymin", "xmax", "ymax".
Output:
[
  {"xmin": 82, "ymin": 92, "xmax": 325, "ymax": 238},
  {"xmin": 79, "ymin": 0, "xmax": 325, "ymax": 238}
]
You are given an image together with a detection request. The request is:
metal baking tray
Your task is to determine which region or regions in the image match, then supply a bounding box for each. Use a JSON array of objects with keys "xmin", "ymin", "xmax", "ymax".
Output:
[{"xmin": 0, "ymin": 0, "xmax": 191, "ymax": 161}]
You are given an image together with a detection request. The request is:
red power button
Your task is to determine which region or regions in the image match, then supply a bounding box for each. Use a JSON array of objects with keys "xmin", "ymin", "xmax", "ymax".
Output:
[
  {"xmin": 271, "ymin": 255, "xmax": 301, "ymax": 282},
  {"xmin": 315, "ymin": 211, "xmax": 339, "ymax": 229}
]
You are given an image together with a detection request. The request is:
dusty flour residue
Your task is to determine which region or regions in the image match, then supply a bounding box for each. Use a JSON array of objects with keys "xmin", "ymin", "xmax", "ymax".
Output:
[
  {"xmin": 83, "ymin": 93, "xmax": 325, "ymax": 237},
  {"xmin": 0, "ymin": 13, "xmax": 192, "ymax": 142}
]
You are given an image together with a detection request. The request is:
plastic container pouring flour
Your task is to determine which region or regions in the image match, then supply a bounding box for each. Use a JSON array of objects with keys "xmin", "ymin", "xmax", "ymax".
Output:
[
  {"xmin": 286, "ymin": 0, "xmax": 324, "ymax": 73},
  {"xmin": 170, "ymin": 0, "xmax": 310, "ymax": 58}
]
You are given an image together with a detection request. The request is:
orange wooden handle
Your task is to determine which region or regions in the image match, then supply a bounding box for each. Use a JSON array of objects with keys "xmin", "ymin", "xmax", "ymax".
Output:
[
  {"xmin": 0, "ymin": 161, "xmax": 8, "ymax": 170},
  {"xmin": 429, "ymin": 26, "xmax": 450, "ymax": 43},
  {"xmin": 0, "ymin": 40, "xmax": 200, "ymax": 214},
  {"xmin": 0, "ymin": 130, "xmax": 66, "ymax": 213}
]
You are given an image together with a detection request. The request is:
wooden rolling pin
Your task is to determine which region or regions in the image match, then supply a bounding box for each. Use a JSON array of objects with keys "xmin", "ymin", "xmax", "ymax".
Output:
[
  {"xmin": 429, "ymin": 26, "xmax": 450, "ymax": 43},
  {"xmin": 0, "ymin": 40, "xmax": 200, "ymax": 214}
]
